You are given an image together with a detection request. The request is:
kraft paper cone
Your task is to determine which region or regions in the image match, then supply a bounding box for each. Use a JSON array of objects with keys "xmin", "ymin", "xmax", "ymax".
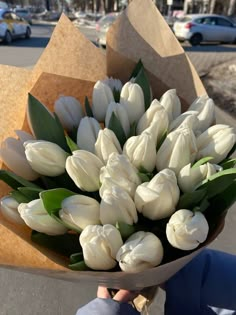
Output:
[{"xmin": 0, "ymin": 0, "xmax": 226, "ymax": 294}]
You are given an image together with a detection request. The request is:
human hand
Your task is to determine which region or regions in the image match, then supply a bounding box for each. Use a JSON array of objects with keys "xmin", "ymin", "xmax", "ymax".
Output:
[{"xmin": 97, "ymin": 286, "xmax": 140, "ymax": 303}]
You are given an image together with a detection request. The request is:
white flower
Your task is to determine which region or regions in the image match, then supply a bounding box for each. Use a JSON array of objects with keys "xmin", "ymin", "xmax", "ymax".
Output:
[
  {"xmin": 135, "ymin": 169, "xmax": 180, "ymax": 220},
  {"xmin": 77, "ymin": 117, "xmax": 101, "ymax": 153},
  {"xmin": 80, "ymin": 224, "xmax": 123, "ymax": 270},
  {"xmin": 59, "ymin": 195, "xmax": 100, "ymax": 230},
  {"xmin": 156, "ymin": 127, "xmax": 197, "ymax": 175},
  {"xmin": 66, "ymin": 150, "xmax": 104, "ymax": 192},
  {"xmin": 160, "ymin": 89, "xmax": 181, "ymax": 122},
  {"xmin": 105, "ymin": 102, "xmax": 130, "ymax": 137},
  {"xmin": 196, "ymin": 124, "xmax": 236, "ymax": 164},
  {"xmin": 54, "ymin": 96, "xmax": 84, "ymax": 131},
  {"xmin": 100, "ymin": 152, "xmax": 141, "ymax": 198},
  {"xmin": 0, "ymin": 131, "xmax": 39, "ymax": 181},
  {"xmin": 18, "ymin": 199, "xmax": 67, "ymax": 235},
  {"xmin": 116, "ymin": 231, "xmax": 164, "ymax": 272},
  {"xmin": 123, "ymin": 133, "xmax": 156, "ymax": 172},
  {"xmin": 166, "ymin": 209, "xmax": 209, "ymax": 250},
  {"xmin": 120, "ymin": 82, "xmax": 145, "ymax": 124},
  {"xmin": 102, "ymin": 77, "xmax": 123, "ymax": 92},
  {"xmin": 92, "ymin": 80, "xmax": 114, "ymax": 122},
  {"xmin": 0, "ymin": 196, "xmax": 25, "ymax": 224},
  {"xmin": 100, "ymin": 185, "xmax": 138, "ymax": 226},
  {"xmin": 168, "ymin": 110, "xmax": 200, "ymax": 134},
  {"xmin": 95, "ymin": 128, "xmax": 122, "ymax": 164},
  {"xmin": 24, "ymin": 140, "xmax": 68, "ymax": 176}
]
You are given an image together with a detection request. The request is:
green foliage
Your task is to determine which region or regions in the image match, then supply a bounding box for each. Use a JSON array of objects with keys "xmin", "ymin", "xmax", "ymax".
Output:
[{"xmin": 108, "ymin": 112, "xmax": 127, "ymax": 147}]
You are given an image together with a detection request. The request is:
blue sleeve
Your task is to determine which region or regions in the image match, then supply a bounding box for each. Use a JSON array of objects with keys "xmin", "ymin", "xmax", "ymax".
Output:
[
  {"xmin": 165, "ymin": 249, "xmax": 236, "ymax": 315},
  {"xmin": 75, "ymin": 297, "xmax": 140, "ymax": 315}
]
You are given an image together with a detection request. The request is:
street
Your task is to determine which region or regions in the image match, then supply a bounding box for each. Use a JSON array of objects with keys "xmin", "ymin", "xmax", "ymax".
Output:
[{"xmin": 0, "ymin": 20, "xmax": 236, "ymax": 315}]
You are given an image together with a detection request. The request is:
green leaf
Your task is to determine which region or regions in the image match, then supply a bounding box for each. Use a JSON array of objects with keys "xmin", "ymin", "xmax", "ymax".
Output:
[
  {"xmin": 129, "ymin": 122, "xmax": 137, "ymax": 137},
  {"xmin": 177, "ymin": 189, "xmax": 207, "ymax": 210},
  {"xmin": 192, "ymin": 157, "xmax": 214, "ymax": 169},
  {"xmin": 40, "ymin": 188, "xmax": 76, "ymax": 215},
  {"xmin": 41, "ymin": 172, "xmax": 80, "ymax": 192},
  {"xmin": 220, "ymin": 158, "xmax": 236, "ymax": 170},
  {"xmin": 116, "ymin": 222, "xmax": 136, "ymax": 240},
  {"xmin": 197, "ymin": 168, "xmax": 236, "ymax": 199},
  {"xmin": 113, "ymin": 88, "xmax": 120, "ymax": 103},
  {"xmin": 10, "ymin": 190, "xmax": 31, "ymax": 203},
  {"xmin": 70, "ymin": 252, "xmax": 84, "ymax": 264},
  {"xmin": 68, "ymin": 260, "xmax": 90, "ymax": 271},
  {"xmin": 108, "ymin": 112, "xmax": 127, "ymax": 147},
  {"xmin": 156, "ymin": 131, "xmax": 167, "ymax": 152},
  {"xmin": 51, "ymin": 213, "xmax": 82, "ymax": 233},
  {"xmin": 129, "ymin": 59, "xmax": 143, "ymax": 80},
  {"xmin": 134, "ymin": 66, "xmax": 152, "ymax": 111},
  {"xmin": 18, "ymin": 187, "xmax": 43, "ymax": 200},
  {"xmin": 0, "ymin": 170, "xmax": 41, "ymax": 190},
  {"xmin": 66, "ymin": 135, "xmax": 79, "ymax": 153},
  {"xmin": 84, "ymin": 96, "xmax": 93, "ymax": 117},
  {"xmin": 67, "ymin": 126, "xmax": 78, "ymax": 143},
  {"xmin": 31, "ymin": 231, "xmax": 81, "ymax": 257},
  {"xmin": 28, "ymin": 94, "xmax": 69, "ymax": 151}
]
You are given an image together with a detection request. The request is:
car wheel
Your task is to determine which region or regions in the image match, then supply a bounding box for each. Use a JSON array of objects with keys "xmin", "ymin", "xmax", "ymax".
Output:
[
  {"xmin": 4, "ymin": 30, "xmax": 12, "ymax": 45},
  {"xmin": 189, "ymin": 34, "xmax": 202, "ymax": 46},
  {"xmin": 25, "ymin": 27, "xmax": 31, "ymax": 39}
]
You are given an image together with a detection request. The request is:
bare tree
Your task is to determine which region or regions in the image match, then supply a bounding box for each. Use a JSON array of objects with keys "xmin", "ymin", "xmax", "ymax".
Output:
[
  {"xmin": 209, "ymin": 0, "xmax": 216, "ymax": 13},
  {"xmin": 228, "ymin": 0, "xmax": 236, "ymax": 15}
]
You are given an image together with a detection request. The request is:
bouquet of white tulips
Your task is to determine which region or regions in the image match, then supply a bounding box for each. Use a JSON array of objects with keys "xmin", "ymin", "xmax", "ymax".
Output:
[{"xmin": 0, "ymin": 0, "xmax": 235, "ymax": 294}]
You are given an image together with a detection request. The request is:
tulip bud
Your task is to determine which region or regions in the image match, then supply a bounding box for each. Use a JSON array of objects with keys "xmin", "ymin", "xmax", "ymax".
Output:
[
  {"xmin": 80, "ymin": 224, "xmax": 123, "ymax": 270},
  {"xmin": 54, "ymin": 96, "xmax": 84, "ymax": 131},
  {"xmin": 120, "ymin": 82, "xmax": 145, "ymax": 124},
  {"xmin": 160, "ymin": 89, "xmax": 181, "ymax": 122},
  {"xmin": 135, "ymin": 169, "xmax": 179, "ymax": 220},
  {"xmin": 0, "ymin": 196, "xmax": 25, "ymax": 224},
  {"xmin": 166, "ymin": 209, "xmax": 209, "ymax": 250},
  {"xmin": 178, "ymin": 162, "xmax": 219, "ymax": 193},
  {"xmin": 95, "ymin": 128, "xmax": 122, "ymax": 164},
  {"xmin": 92, "ymin": 80, "xmax": 115, "ymax": 122},
  {"xmin": 123, "ymin": 133, "xmax": 156, "ymax": 172},
  {"xmin": 59, "ymin": 195, "xmax": 100, "ymax": 230},
  {"xmin": 102, "ymin": 77, "xmax": 123, "ymax": 92},
  {"xmin": 18, "ymin": 199, "xmax": 67, "ymax": 235},
  {"xmin": 76, "ymin": 117, "xmax": 101, "ymax": 153},
  {"xmin": 100, "ymin": 152, "xmax": 141, "ymax": 198},
  {"xmin": 137, "ymin": 99, "xmax": 169, "ymax": 145},
  {"xmin": 0, "ymin": 132, "xmax": 39, "ymax": 181},
  {"xmin": 196, "ymin": 124, "xmax": 236, "ymax": 164},
  {"xmin": 169, "ymin": 110, "xmax": 200, "ymax": 134},
  {"xmin": 24, "ymin": 140, "xmax": 68, "ymax": 176},
  {"xmin": 66, "ymin": 150, "xmax": 104, "ymax": 192},
  {"xmin": 100, "ymin": 185, "xmax": 138, "ymax": 226},
  {"xmin": 105, "ymin": 102, "xmax": 130, "ymax": 137},
  {"xmin": 156, "ymin": 127, "xmax": 197, "ymax": 175},
  {"xmin": 189, "ymin": 95, "xmax": 215, "ymax": 133},
  {"xmin": 116, "ymin": 231, "xmax": 164, "ymax": 272}
]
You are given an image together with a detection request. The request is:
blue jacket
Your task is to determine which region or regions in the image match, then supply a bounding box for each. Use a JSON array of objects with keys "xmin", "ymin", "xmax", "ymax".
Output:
[{"xmin": 76, "ymin": 249, "xmax": 236, "ymax": 315}]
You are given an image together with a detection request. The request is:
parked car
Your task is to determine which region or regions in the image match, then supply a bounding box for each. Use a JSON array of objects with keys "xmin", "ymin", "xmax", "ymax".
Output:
[
  {"xmin": 14, "ymin": 8, "xmax": 33, "ymax": 25},
  {"xmin": 173, "ymin": 14, "xmax": 236, "ymax": 46},
  {"xmin": 0, "ymin": 9, "xmax": 31, "ymax": 44},
  {"xmin": 96, "ymin": 12, "xmax": 120, "ymax": 48}
]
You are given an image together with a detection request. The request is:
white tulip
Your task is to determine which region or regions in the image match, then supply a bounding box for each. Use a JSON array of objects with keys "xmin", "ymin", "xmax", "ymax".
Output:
[
  {"xmin": 100, "ymin": 152, "xmax": 141, "ymax": 198},
  {"xmin": 66, "ymin": 150, "xmax": 103, "ymax": 192},
  {"xmin": 156, "ymin": 127, "xmax": 198, "ymax": 175},
  {"xmin": 135, "ymin": 169, "xmax": 180, "ymax": 220},
  {"xmin": 95, "ymin": 128, "xmax": 122, "ymax": 164},
  {"xmin": 116, "ymin": 231, "xmax": 164, "ymax": 272},
  {"xmin": 120, "ymin": 82, "xmax": 145, "ymax": 124},
  {"xmin": 59, "ymin": 195, "xmax": 100, "ymax": 230},
  {"xmin": 102, "ymin": 77, "xmax": 123, "ymax": 92},
  {"xmin": 18, "ymin": 199, "xmax": 67, "ymax": 235},
  {"xmin": 92, "ymin": 80, "xmax": 115, "ymax": 122},
  {"xmin": 105, "ymin": 102, "xmax": 130, "ymax": 137},
  {"xmin": 0, "ymin": 196, "xmax": 25, "ymax": 224},
  {"xmin": 189, "ymin": 95, "xmax": 215, "ymax": 133},
  {"xmin": 76, "ymin": 117, "xmax": 101, "ymax": 153},
  {"xmin": 100, "ymin": 185, "xmax": 138, "ymax": 226},
  {"xmin": 166, "ymin": 209, "xmax": 209, "ymax": 250},
  {"xmin": 123, "ymin": 133, "xmax": 156, "ymax": 172},
  {"xmin": 169, "ymin": 110, "xmax": 200, "ymax": 134},
  {"xmin": 196, "ymin": 124, "xmax": 236, "ymax": 164},
  {"xmin": 160, "ymin": 89, "xmax": 181, "ymax": 122},
  {"xmin": 0, "ymin": 135, "xmax": 39, "ymax": 181},
  {"xmin": 24, "ymin": 140, "xmax": 68, "ymax": 176},
  {"xmin": 54, "ymin": 96, "xmax": 84, "ymax": 131},
  {"xmin": 80, "ymin": 224, "xmax": 123, "ymax": 270},
  {"xmin": 178, "ymin": 162, "xmax": 219, "ymax": 193}
]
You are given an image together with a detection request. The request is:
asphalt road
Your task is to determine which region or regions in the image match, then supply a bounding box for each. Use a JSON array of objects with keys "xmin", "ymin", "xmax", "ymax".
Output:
[{"xmin": 0, "ymin": 21, "xmax": 235, "ymax": 315}]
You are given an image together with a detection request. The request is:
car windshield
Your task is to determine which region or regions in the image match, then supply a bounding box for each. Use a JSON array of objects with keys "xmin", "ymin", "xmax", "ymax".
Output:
[
  {"xmin": 16, "ymin": 9, "xmax": 28, "ymax": 14},
  {"xmin": 98, "ymin": 14, "xmax": 117, "ymax": 26}
]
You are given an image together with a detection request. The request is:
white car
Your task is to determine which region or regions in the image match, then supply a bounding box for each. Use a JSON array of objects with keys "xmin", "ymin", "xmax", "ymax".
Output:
[
  {"xmin": 173, "ymin": 14, "xmax": 236, "ymax": 46},
  {"xmin": 0, "ymin": 9, "xmax": 31, "ymax": 44}
]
